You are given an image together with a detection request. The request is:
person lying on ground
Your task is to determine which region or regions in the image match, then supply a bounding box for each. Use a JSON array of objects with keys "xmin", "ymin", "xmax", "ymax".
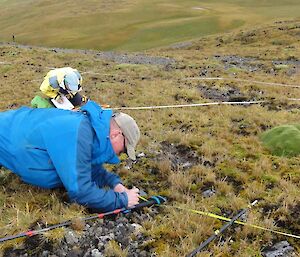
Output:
[
  {"xmin": 40, "ymin": 67, "xmax": 88, "ymax": 108},
  {"xmin": 0, "ymin": 101, "xmax": 140, "ymax": 211}
]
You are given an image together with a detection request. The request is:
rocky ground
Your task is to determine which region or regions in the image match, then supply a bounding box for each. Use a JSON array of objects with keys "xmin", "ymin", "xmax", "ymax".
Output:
[{"xmin": 3, "ymin": 210, "xmax": 159, "ymax": 257}]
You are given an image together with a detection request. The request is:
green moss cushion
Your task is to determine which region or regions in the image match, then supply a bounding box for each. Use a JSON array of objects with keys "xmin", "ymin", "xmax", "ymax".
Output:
[
  {"xmin": 31, "ymin": 95, "xmax": 53, "ymax": 108},
  {"xmin": 261, "ymin": 124, "xmax": 300, "ymax": 157}
]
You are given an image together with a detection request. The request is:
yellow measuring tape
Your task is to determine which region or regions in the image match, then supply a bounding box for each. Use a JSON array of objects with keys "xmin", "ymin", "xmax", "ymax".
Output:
[
  {"xmin": 138, "ymin": 196, "xmax": 300, "ymax": 239},
  {"xmin": 172, "ymin": 206, "xmax": 300, "ymax": 239}
]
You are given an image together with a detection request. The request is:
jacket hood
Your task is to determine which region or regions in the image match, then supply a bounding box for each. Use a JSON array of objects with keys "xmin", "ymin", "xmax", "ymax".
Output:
[{"xmin": 81, "ymin": 101, "xmax": 119, "ymax": 165}]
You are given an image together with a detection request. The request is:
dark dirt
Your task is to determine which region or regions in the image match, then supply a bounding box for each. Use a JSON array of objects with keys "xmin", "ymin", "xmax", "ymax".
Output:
[
  {"xmin": 198, "ymin": 84, "xmax": 250, "ymax": 102},
  {"xmin": 231, "ymin": 118, "xmax": 255, "ymax": 136},
  {"xmin": 212, "ymin": 55, "xmax": 300, "ymax": 76},
  {"xmin": 261, "ymin": 101, "xmax": 300, "ymax": 112},
  {"xmin": 214, "ymin": 55, "xmax": 264, "ymax": 72},
  {"xmin": 274, "ymin": 202, "xmax": 300, "ymax": 237},
  {"xmin": 3, "ymin": 211, "xmax": 158, "ymax": 257},
  {"xmin": 157, "ymin": 141, "xmax": 215, "ymax": 170}
]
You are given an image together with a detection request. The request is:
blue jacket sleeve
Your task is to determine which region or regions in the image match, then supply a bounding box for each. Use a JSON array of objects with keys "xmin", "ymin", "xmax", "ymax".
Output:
[
  {"xmin": 43, "ymin": 116, "xmax": 128, "ymax": 211},
  {"xmin": 91, "ymin": 165, "xmax": 122, "ymax": 189}
]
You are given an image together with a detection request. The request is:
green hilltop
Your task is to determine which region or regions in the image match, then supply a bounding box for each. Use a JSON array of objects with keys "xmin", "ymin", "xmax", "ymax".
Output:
[{"xmin": 0, "ymin": 0, "xmax": 300, "ymax": 51}]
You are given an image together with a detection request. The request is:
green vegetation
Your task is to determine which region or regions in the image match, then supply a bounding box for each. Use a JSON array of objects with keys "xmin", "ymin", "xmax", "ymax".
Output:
[
  {"xmin": 1, "ymin": 18, "xmax": 300, "ymax": 256},
  {"xmin": 0, "ymin": 0, "xmax": 300, "ymax": 51}
]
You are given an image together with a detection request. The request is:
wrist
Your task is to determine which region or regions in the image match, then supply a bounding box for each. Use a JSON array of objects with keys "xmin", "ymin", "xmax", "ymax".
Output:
[{"xmin": 114, "ymin": 183, "xmax": 126, "ymax": 193}]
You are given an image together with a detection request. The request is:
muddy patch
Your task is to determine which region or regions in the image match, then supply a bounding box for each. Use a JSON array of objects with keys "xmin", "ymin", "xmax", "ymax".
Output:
[
  {"xmin": 156, "ymin": 141, "xmax": 215, "ymax": 170},
  {"xmin": 214, "ymin": 55, "xmax": 264, "ymax": 72},
  {"xmin": 198, "ymin": 84, "xmax": 249, "ymax": 102},
  {"xmin": 262, "ymin": 101, "xmax": 300, "ymax": 112}
]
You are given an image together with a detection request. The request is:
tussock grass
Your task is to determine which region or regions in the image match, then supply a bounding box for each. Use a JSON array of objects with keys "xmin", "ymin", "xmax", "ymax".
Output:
[{"xmin": 1, "ymin": 19, "xmax": 300, "ymax": 256}]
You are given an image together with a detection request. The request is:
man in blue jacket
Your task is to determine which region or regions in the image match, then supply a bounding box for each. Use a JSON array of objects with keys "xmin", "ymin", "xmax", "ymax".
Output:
[{"xmin": 0, "ymin": 101, "xmax": 140, "ymax": 211}]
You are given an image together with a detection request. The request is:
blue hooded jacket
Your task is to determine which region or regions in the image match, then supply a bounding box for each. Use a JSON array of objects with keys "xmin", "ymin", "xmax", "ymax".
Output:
[{"xmin": 0, "ymin": 101, "xmax": 128, "ymax": 211}]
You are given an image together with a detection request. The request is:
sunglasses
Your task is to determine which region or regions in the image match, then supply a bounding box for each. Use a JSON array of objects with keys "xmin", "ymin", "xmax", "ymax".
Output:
[
  {"xmin": 112, "ymin": 112, "xmax": 128, "ymax": 154},
  {"xmin": 121, "ymin": 132, "xmax": 127, "ymax": 154}
]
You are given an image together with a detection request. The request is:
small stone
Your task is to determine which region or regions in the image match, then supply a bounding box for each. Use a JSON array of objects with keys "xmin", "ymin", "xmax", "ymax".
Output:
[
  {"xmin": 91, "ymin": 249, "xmax": 104, "ymax": 257},
  {"xmin": 262, "ymin": 241, "xmax": 294, "ymax": 257},
  {"xmin": 131, "ymin": 223, "xmax": 143, "ymax": 236},
  {"xmin": 42, "ymin": 251, "xmax": 49, "ymax": 257},
  {"xmin": 202, "ymin": 189, "xmax": 216, "ymax": 198},
  {"xmin": 182, "ymin": 162, "xmax": 193, "ymax": 169},
  {"xmin": 97, "ymin": 241, "xmax": 105, "ymax": 250},
  {"xmin": 139, "ymin": 250, "xmax": 148, "ymax": 257},
  {"xmin": 139, "ymin": 189, "xmax": 148, "ymax": 197},
  {"xmin": 106, "ymin": 221, "xmax": 115, "ymax": 229},
  {"xmin": 137, "ymin": 152, "xmax": 146, "ymax": 158},
  {"xmin": 65, "ymin": 230, "xmax": 79, "ymax": 245}
]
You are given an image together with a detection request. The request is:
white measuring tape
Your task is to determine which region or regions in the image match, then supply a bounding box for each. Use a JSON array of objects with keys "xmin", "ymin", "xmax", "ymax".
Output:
[{"xmin": 112, "ymin": 100, "xmax": 268, "ymax": 110}]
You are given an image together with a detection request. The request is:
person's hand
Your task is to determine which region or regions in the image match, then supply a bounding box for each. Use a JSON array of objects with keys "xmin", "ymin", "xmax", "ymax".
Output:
[
  {"xmin": 126, "ymin": 187, "xmax": 139, "ymax": 207},
  {"xmin": 55, "ymin": 94, "xmax": 64, "ymax": 104},
  {"xmin": 114, "ymin": 183, "xmax": 127, "ymax": 193}
]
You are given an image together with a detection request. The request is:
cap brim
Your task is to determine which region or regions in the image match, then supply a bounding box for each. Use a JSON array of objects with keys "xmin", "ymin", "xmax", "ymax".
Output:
[{"xmin": 126, "ymin": 144, "xmax": 136, "ymax": 161}]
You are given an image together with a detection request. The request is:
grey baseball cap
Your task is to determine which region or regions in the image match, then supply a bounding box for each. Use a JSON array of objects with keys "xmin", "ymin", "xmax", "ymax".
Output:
[{"xmin": 113, "ymin": 112, "xmax": 140, "ymax": 160}]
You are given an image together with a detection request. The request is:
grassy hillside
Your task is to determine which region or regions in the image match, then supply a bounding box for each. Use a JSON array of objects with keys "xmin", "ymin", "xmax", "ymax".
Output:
[
  {"xmin": 0, "ymin": 0, "xmax": 300, "ymax": 51},
  {"xmin": 1, "ymin": 19, "xmax": 300, "ymax": 256}
]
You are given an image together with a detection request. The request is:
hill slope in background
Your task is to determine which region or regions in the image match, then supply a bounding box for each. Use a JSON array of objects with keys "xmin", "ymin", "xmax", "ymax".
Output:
[
  {"xmin": 0, "ymin": 19, "xmax": 300, "ymax": 256},
  {"xmin": 0, "ymin": 0, "xmax": 300, "ymax": 51}
]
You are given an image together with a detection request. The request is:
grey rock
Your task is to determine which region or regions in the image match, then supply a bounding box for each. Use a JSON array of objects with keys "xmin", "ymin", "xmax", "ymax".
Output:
[
  {"xmin": 65, "ymin": 230, "xmax": 79, "ymax": 245},
  {"xmin": 131, "ymin": 223, "xmax": 143, "ymax": 236},
  {"xmin": 139, "ymin": 189, "xmax": 148, "ymax": 197},
  {"xmin": 262, "ymin": 241, "xmax": 294, "ymax": 257},
  {"xmin": 97, "ymin": 241, "xmax": 105, "ymax": 250},
  {"xmin": 91, "ymin": 249, "xmax": 104, "ymax": 257},
  {"xmin": 42, "ymin": 251, "xmax": 49, "ymax": 257},
  {"xmin": 116, "ymin": 233, "xmax": 131, "ymax": 246},
  {"xmin": 139, "ymin": 250, "xmax": 148, "ymax": 257},
  {"xmin": 107, "ymin": 221, "xmax": 115, "ymax": 229},
  {"xmin": 137, "ymin": 152, "xmax": 146, "ymax": 158},
  {"xmin": 202, "ymin": 189, "xmax": 216, "ymax": 198},
  {"xmin": 99, "ymin": 233, "xmax": 114, "ymax": 243}
]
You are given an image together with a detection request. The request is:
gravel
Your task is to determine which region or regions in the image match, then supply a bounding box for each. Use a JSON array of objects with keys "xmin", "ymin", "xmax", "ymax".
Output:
[{"xmin": 3, "ymin": 211, "xmax": 157, "ymax": 257}]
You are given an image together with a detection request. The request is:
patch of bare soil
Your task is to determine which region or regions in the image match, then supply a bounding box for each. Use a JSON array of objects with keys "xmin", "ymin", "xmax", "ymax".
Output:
[
  {"xmin": 156, "ymin": 141, "xmax": 215, "ymax": 170},
  {"xmin": 214, "ymin": 55, "xmax": 264, "ymax": 72},
  {"xmin": 231, "ymin": 118, "xmax": 255, "ymax": 136},
  {"xmin": 261, "ymin": 101, "xmax": 300, "ymax": 112},
  {"xmin": 0, "ymin": 43, "xmax": 175, "ymax": 66},
  {"xmin": 198, "ymin": 84, "xmax": 249, "ymax": 102}
]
